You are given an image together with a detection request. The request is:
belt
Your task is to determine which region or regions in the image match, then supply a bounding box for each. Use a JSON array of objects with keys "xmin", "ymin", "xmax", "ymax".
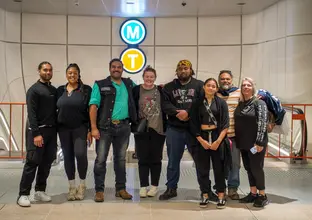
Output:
[
  {"xmin": 28, "ymin": 125, "xmax": 54, "ymax": 130},
  {"xmin": 201, "ymin": 128, "xmax": 217, "ymax": 132},
  {"xmin": 111, "ymin": 119, "xmax": 129, "ymax": 125}
]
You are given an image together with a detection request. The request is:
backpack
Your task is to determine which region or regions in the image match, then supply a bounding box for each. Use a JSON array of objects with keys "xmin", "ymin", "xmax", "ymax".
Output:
[{"xmin": 256, "ymin": 89, "xmax": 288, "ymax": 134}]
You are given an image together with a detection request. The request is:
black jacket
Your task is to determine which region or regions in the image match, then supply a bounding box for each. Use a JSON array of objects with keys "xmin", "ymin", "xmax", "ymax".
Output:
[
  {"xmin": 95, "ymin": 76, "xmax": 137, "ymax": 130},
  {"xmin": 234, "ymin": 97, "xmax": 268, "ymax": 150},
  {"xmin": 162, "ymin": 77, "xmax": 204, "ymax": 130},
  {"xmin": 26, "ymin": 80, "xmax": 57, "ymax": 138},
  {"xmin": 132, "ymin": 85, "xmax": 167, "ymax": 132},
  {"xmin": 189, "ymin": 95, "xmax": 229, "ymax": 137}
]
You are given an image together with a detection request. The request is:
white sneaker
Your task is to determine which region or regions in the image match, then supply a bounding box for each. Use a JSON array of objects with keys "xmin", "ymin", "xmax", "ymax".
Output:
[
  {"xmin": 147, "ymin": 186, "xmax": 158, "ymax": 197},
  {"xmin": 139, "ymin": 187, "xmax": 147, "ymax": 198},
  {"xmin": 17, "ymin": 195, "xmax": 31, "ymax": 207},
  {"xmin": 34, "ymin": 191, "xmax": 52, "ymax": 202}
]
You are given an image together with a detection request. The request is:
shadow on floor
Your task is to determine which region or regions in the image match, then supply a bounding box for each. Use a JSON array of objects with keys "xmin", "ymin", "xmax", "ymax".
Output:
[{"xmin": 265, "ymin": 193, "xmax": 297, "ymax": 204}]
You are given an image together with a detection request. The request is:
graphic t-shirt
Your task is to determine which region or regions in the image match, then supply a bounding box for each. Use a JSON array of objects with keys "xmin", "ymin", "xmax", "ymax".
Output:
[{"xmin": 139, "ymin": 85, "xmax": 163, "ymax": 134}]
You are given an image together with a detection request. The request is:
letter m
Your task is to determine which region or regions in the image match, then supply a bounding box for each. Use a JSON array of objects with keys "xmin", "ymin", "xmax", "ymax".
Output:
[{"xmin": 127, "ymin": 25, "xmax": 139, "ymax": 40}]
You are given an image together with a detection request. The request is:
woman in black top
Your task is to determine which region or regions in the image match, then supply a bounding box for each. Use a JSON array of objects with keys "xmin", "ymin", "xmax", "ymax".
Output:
[
  {"xmin": 56, "ymin": 63, "xmax": 92, "ymax": 201},
  {"xmin": 132, "ymin": 65, "xmax": 167, "ymax": 198},
  {"xmin": 234, "ymin": 77, "xmax": 269, "ymax": 208},
  {"xmin": 190, "ymin": 78, "xmax": 229, "ymax": 209}
]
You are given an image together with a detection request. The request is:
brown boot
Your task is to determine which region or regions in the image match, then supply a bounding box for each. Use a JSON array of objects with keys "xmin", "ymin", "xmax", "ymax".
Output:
[
  {"xmin": 228, "ymin": 188, "xmax": 240, "ymax": 200},
  {"xmin": 115, "ymin": 189, "xmax": 133, "ymax": 200},
  {"xmin": 94, "ymin": 192, "xmax": 104, "ymax": 202}
]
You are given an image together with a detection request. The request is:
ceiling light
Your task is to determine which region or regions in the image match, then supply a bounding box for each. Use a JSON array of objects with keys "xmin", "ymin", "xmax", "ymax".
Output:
[
  {"xmin": 13, "ymin": 0, "xmax": 23, "ymax": 2},
  {"xmin": 237, "ymin": 3, "xmax": 246, "ymax": 6}
]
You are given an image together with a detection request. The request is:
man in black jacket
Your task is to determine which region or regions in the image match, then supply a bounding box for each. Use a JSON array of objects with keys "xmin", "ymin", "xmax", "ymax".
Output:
[
  {"xmin": 159, "ymin": 60, "xmax": 207, "ymax": 200},
  {"xmin": 89, "ymin": 58, "xmax": 137, "ymax": 202},
  {"xmin": 18, "ymin": 61, "xmax": 57, "ymax": 207}
]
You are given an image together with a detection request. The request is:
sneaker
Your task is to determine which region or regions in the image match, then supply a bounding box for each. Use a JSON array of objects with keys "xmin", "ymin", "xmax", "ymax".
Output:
[
  {"xmin": 147, "ymin": 186, "xmax": 158, "ymax": 197},
  {"xmin": 253, "ymin": 194, "xmax": 269, "ymax": 207},
  {"xmin": 67, "ymin": 187, "xmax": 76, "ymax": 201},
  {"xmin": 228, "ymin": 188, "xmax": 240, "ymax": 200},
  {"xmin": 94, "ymin": 192, "xmax": 104, "ymax": 202},
  {"xmin": 34, "ymin": 191, "xmax": 51, "ymax": 202},
  {"xmin": 17, "ymin": 195, "xmax": 31, "ymax": 207},
  {"xmin": 115, "ymin": 189, "xmax": 133, "ymax": 200},
  {"xmin": 239, "ymin": 192, "xmax": 258, "ymax": 203},
  {"xmin": 140, "ymin": 187, "xmax": 147, "ymax": 198},
  {"xmin": 199, "ymin": 194, "xmax": 209, "ymax": 208},
  {"xmin": 75, "ymin": 184, "xmax": 86, "ymax": 200},
  {"xmin": 208, "ymin": 191, "xmax": 218, "ymax": 203},
  {"xmin": 159, "ymin": 188, "xmax": 177, "ymax": 200},
  {"xmin": 217, "ymin": 198, "xmax": 226, "ymax": 209}
]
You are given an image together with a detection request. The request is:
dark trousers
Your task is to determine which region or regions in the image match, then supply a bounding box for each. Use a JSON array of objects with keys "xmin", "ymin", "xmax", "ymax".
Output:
[
  {"xmin": 195, "ymin": 130, "xmax": 226, "ymax": 193},
  {"xmin": 165, "ymin": 126, "xmax": 198, "ymax": 189},
  {"xmin": 58, "ymin": 125, "xmax": 88, "ymax": 180},
  {"xmin": 241, "ymin": 148, "xmax": 266, "ymax": 190},
  {"xmin": 94, "ymin": 123, "xmax": 131, "ymax": 192},
  {"xmin": 19, "ymin": 127, "xmax": 57, "ymax": 196},
  {"xmin": 134, "ymin": 128, "xmax": 165, "ymax": 187}
]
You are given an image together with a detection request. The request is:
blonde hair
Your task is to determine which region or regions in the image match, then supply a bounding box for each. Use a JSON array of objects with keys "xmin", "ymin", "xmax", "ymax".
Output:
[{"xmin": 240, "ymin": 77, "xmax": 257, "ymax": 101}]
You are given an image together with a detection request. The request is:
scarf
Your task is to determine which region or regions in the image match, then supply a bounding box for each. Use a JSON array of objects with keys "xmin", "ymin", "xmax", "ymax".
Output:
[{"xmin": 219, "ymin": 86, "xmax": 239, "ymax": 96}]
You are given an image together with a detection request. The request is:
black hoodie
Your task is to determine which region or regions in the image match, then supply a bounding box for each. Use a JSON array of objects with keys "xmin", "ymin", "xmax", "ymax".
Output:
[{"xmin": 162, "ymin": 77, "xmax": 204, "ymax": 130}]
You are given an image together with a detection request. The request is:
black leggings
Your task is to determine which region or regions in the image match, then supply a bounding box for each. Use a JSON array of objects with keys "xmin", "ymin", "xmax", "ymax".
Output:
[
  {"xmin": 59, "ymin": 125, "xmax": 88, "ymax": 180},
  {"xmin": 241, "ymin": 148, "xmax": 266, "ymax": 190},
  {"xmin": 195, "ymin": 129, "xmax": 226, "ymax": 194},
  {"xmin": 134, "ymin": 128, "xmax": 165, "ymax": 187}
]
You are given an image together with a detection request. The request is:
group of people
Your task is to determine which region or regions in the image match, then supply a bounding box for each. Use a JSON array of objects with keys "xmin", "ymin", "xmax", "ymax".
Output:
[{"xmin": 17, "ymin": 58, "xmax": 270, "ymax": 209}]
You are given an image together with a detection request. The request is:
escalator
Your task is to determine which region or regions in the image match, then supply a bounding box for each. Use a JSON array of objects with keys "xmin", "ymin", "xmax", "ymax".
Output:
[{"xmin": 267, "ymin": 106, "xmax": 308, "ymax": 163}]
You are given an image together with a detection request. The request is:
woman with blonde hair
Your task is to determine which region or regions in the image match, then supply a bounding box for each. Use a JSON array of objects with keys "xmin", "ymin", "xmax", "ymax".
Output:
[{"xmin": 234, "ymin": 77, "xmax": 269, "ymax": 207}]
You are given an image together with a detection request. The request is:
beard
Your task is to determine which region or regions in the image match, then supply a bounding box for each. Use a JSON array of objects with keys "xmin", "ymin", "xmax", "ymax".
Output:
[
  {"xmin": 111, "ymin": 71, "xmax": 122, "ymax": 80},
  {"xmin": 41, "ymin": 75, "xmax": 52, "ymax": 82},
  {"xmin": 220, "ymin": 84, "xmax": 232, "ymax": 90},
  {"xmin": 177, "ymin": 73, "xmax": 192, "ymax": 83}
]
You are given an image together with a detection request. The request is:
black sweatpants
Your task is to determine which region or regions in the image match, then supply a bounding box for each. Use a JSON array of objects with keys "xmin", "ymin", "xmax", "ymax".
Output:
[
  {"xmin": 195, "ymin": 129, "xmax": 226, "ymax": 194},
  {"xmin": 58, "ymin": 125, "xmax": 88, "ymax": 180},
  {"xmin": 241, "ymin": 148, "xmax": 266, "ymax": 190},
  {"xmin": 134, "ymin": 128, "xmax": 166, "ymax": 187},
  {"xmin": 19, "ymin": 127, "xmax": 57, "ymax": 196}
]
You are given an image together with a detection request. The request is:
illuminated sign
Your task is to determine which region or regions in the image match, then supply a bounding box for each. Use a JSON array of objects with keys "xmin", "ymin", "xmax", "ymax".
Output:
[
  {"xmin": 120, "ymin": 48, "xmax": 146, "ymax": 74},
  {"xmin": 120, "ymin": 19, "xmax": 147, "ymax": 74},
  {"xmin": 120, "ymin": 19, "xmax": 146, "ymax": 45}
]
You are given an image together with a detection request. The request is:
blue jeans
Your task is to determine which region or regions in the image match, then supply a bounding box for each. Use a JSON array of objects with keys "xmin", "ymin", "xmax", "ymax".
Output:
[
  {"xmin": 94, "ymin": 123, "xmax": 131, "ymax": 192},
  {"xmin": 227, "ymin": 137, "xmax": 241, "ymax": 189},
  {"xmin": 165, "ymin": 126, "xmax": 201, "ymax": 189}
]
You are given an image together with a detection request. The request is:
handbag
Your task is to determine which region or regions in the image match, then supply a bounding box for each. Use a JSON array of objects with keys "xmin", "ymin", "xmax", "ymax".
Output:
[
  {"xmin": 131, "ymin": 87, "xmax": 158, "ymax": 134},
  {"xmin": 131, "ymin": 118, "xmax": 148, "ymax": 134}
]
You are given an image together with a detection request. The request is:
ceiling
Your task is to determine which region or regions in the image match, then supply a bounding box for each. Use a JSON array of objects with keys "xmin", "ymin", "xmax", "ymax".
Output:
[{"xmin": 0, "ymin": 0, "xmax": 280, "ymax": 17}]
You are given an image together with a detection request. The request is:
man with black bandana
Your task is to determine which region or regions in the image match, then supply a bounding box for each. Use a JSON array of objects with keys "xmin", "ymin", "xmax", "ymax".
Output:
[{"xmin": 159, "ymin": 60, "xmax": 217, "ymax": 201}]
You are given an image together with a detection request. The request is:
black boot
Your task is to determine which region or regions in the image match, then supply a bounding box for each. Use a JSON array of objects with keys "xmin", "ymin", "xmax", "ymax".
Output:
[{"xmin": 159, "ymin": 188, "xmax": 177, "ymax": 200}]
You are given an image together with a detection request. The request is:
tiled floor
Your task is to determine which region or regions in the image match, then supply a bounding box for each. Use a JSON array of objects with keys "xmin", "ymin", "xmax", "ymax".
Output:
[{"xmin": 0, "ymin": 158, "xmax": 312, "ymax": 220}]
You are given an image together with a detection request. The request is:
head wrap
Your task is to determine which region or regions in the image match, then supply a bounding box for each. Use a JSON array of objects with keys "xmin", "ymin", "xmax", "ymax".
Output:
[{"xmin": 176, "ymin": 59, "xmax": 192, "ymax": 72}]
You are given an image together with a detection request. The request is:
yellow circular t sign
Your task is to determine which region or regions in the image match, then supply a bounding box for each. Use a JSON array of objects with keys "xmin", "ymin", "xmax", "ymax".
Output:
[{"xmin": 120, "ymin": 48, "xmax": 146, "ymax": 74}]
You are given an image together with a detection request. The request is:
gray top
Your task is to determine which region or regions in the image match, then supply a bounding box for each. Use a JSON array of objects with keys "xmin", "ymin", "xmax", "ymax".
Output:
[{"xmin": 139, "ymin": 85, "xmax": 163, "ymax": 134}]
